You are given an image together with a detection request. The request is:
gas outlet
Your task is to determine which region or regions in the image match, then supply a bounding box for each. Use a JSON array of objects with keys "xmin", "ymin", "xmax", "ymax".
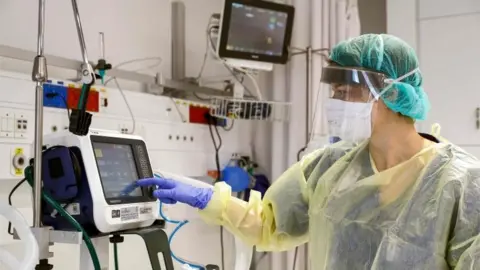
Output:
[{"xmin": 11, "ymin": 147, "xmax": 28, "ymax": 177}]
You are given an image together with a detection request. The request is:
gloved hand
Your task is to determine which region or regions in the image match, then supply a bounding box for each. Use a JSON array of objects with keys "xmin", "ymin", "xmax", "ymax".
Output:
[{"xmin": 135, "ymin": 177, "xmax": 213, "ymax": 210}]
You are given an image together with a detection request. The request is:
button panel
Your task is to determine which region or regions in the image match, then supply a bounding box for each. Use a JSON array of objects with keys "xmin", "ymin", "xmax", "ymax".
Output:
[{"xmin": 134, "ymin": 144, "xmax": 152, "ymax": 178}]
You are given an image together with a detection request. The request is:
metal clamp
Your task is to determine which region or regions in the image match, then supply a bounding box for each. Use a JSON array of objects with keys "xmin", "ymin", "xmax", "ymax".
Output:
[{"xmin": 71, "ymin": 0, "xmax": 95, "ymax": 86}]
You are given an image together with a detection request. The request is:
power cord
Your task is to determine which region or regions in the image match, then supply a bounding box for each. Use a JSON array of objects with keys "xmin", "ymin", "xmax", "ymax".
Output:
[
  {"xmin": 103, "ymin": 57, "xmax": 163, "ymax": 86},
  {"xmin": 7, "ymin": 178, "xmax": 27, "ymax": 236},
  {"xmin": 154, "ymin": 174, "xmax": 205, "ymax": 269},
  {"xmin": 112, "ymin": 77, "xmax": 136, "ymax": 134},
  {"xmin": 292, "ymin": 247, "xmax": 299, "ymax": 270},
  {"xmin": 111, "ymin": 75, "xmax": 187, "ymax": 131},
  {"xmin": 206, "ymin": 114, "xmax": 226, "ymax": 270},
  {"xmin": 170, "ymin": 98, "xmax": 187, "ymax": 122},
  {"xmin": 205, "ymin": 21, "xmax": 255, "ymax": 98},
  {"xmin": 222, "ymin": 120, "xmax": 234, "ymax": 131},
  {"xmin": 45, "ymin": 92, "xmax": 70, "ymax": 118},
  {"xmin": 253, "ymin": 252, "xmax": 268, "ymax": 269},
  {"xmin": 24, "ymin": 165, "xmax": 101, "ymax": 269},
  {"xmin": 102, "ymin": 57, "xmax": 165, "ymax": 134},
  {"xmin": 206, "ymin": 115, "xmax": 222, "ymax": 184},
  {"xmin": 196, "ymin": 16, "xmax": 218, "ymax": 82}
]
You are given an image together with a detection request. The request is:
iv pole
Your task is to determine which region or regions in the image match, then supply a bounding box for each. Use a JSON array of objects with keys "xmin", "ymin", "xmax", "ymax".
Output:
[
  {"xmin": 32, "ymin": 0, "xmax": 47, "ymax": 230},
  {"xmin": 290, "ymin": 47, "xmax": 329, "ymax": 158},
  {"xmin": 31, "ymin": 0, "xmax": 96, "ymax": 268},
  {"xmin": 289, "ymin": 46, "xmax": 329, "ymax": 270}
]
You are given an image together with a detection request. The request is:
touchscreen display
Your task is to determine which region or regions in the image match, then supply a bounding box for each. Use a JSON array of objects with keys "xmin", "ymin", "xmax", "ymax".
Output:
[{"xmin": 93, "ymin": 142, "xmax": 142, "ymax": 199}]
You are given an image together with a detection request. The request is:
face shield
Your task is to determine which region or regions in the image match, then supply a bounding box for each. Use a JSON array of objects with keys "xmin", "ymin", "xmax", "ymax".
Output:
[{"xmin": 321, "ymin": 66, "xmax": 389, "ymax": 143}]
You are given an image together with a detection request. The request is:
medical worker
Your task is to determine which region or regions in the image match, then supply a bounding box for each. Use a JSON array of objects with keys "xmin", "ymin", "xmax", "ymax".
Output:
[{"xmin": 136, "ymin": 34, "xmax": 480, "ymax": 269}]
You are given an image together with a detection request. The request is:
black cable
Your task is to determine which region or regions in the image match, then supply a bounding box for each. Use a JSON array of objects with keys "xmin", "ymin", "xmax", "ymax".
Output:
[
  {"xmin": 207, "ymin": 117, "xmax": 222, "ymax": 183},
  {"xmin": 296, "ymin": 147, "xmax": 307, "ymax": 162},
  {"xmin": 207, "ymin": 26, "xmax": 255, "ymax": 98},
  {"xmin": 254, "ymin": 252, "xmax": 268, "ymax": 269},
  {"xmin": 45, "ymin": 93, "xmax": 70, "ymax": 119},
  {"xmin": 220, "ymin": 227, "xmax": 225, "ymax": 270},
  {"xmin": 193, "ymin": 92, "xmax": 211, "ymax": 101},
  {"xmin": 7, "ymin": 178, "xmax": 27, "ymax": 235},
  {"xmin": 60, "ymin": 95, "xmax": 71, "ymax": 119},
  {"xmin": 195, "ymin": 22, "xmax": 218, "ymax": 81},
  {"xmin": 292, "ymin": 247, "xmax": 299, "ymax": 270},
  {"xmin": 206, "ymin": 115, "xmax": 225, "ymax": 270}
]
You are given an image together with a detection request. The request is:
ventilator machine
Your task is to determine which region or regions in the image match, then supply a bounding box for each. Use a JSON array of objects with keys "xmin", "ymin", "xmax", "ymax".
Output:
[{"xmin": 0, "ymin": 0, "xmax": 297, "ymax": 269}]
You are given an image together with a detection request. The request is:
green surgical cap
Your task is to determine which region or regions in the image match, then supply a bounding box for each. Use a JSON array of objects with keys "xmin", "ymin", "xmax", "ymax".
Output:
[{"xmin": 330, "ymin": 34, "xmax": 430, "ymax": 120}]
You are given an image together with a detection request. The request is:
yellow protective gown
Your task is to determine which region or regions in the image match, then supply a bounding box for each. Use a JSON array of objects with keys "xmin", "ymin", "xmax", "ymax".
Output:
[{"xmin": 199, "ymin": 138, "xmax": 480, "ymax": 269}]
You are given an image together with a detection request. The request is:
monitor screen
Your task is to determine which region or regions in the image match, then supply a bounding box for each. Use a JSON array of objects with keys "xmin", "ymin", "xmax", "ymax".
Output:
[
  {"xmin": 226, "ymin": 3, "xmax": 288, "ymax": 56},
  {"xmin": 93, "ymin": 142, "xmax": 142, "ymax": 199}
]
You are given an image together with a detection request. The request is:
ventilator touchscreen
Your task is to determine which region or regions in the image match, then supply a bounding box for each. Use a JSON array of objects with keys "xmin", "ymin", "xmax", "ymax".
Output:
[{"xmin": 93, "ymin": 142, "xmax": 142, "ymax": 199}]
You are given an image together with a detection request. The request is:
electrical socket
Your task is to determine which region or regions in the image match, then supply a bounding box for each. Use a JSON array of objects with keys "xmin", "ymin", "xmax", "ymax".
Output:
[
  {"xmin": 0, "ymin": 112, "xmax": 15, "ymax": 138},
  {"xmin": 118, "ymin": 124, "xmax": 129, "ymax": 134},
  {"xmin": 14, "ymin": 114, "xmax": 28, "ymax": 138}
]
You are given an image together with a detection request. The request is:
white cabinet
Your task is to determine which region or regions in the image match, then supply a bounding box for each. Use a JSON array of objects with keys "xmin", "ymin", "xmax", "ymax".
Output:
[
  {"xmin": 389, "ymin": 0, "xmax": 480, "ymax": 155},
  {"xmin": 419, "ymin": 13, "xmax": 480, "ymax": 146},
  {"xmin": 419, "ymin": 0, "xmax": 480, "ymax": 19}
]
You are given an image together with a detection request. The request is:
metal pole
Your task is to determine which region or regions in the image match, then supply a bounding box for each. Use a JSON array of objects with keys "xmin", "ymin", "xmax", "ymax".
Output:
[
  {"xmin": 32, "ymin": 0, "xmax": 48, "ymax": 228},
  {"xmin": 304, "ymin": 46, "xmax": 313, "ymax": 270},
  {"xmin": 306, "ymin": 46, "xmax": 313, "ymax": 143},
  {"xmin": 36, "ymin": 1, "xmax": 45, "ymax": 55},
  {"xmin": 71, "ymin": 0, "xmax": 90, "ymax": 65},
  {"xmin": 171, "ymin": 1, "xmax": 186, "ymax": 80},
  {"xmin": 99, "ymin": 32, "xmax": 105, "ymax": 59}
]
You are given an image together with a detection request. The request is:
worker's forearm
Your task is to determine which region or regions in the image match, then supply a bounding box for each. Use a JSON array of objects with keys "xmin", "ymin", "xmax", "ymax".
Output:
[{"xmin": 199, "ymin": 182, "xmax": 263, "ymax": 246}]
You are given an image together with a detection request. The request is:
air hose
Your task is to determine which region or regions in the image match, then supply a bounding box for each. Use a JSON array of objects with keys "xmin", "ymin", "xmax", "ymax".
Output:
[
  {"xmin": 24, "ymin": 166, "xmax": 102, "ymax": 270},
  {"xmin": 77, "ymin": 83, "xmax": 90, "ymax": 110},
  {"xmin": 153, "ymin": 174, "xmax": 204, "ymax": 270}
]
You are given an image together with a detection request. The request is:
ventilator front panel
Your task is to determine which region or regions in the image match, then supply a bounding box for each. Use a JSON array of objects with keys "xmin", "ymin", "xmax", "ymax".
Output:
[{"xmin": 91, "ymin": 135, "xmax": 155, "ymax": 205}]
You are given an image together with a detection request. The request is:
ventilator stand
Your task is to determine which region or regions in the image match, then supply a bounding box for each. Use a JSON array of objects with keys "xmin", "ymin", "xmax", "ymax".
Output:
[
  {"xmin": 29, "ymin": 0, "xmax": 96, "ymax": 268},
  {"xmin": 79, "ymin": 221, "xmax": 175, "ymax": 270},
  {"xmin": 289, "ymin": 46, "xmax": 329, "ymax": 270}
]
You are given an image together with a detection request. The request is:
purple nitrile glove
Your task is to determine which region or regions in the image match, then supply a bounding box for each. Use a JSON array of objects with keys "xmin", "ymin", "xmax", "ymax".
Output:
[{"xmin": 136, "ymin": 177, "xmax": 213, "ymax": 210}]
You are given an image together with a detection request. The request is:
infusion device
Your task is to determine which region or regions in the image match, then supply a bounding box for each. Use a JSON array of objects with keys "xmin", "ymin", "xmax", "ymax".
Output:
[
  {"xmin": 40, "ymin": 129, "xmax": 158, "ymax": 235},
  {"xmin": 217, "ymin": 0, "xmax": 295, "ymax": 71}
]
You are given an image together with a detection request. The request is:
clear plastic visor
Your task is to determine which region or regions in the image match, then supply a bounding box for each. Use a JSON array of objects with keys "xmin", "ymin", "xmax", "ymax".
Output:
[{"xmin": 321, "ymin": 66, "xmax": 388, "ymax": 102}]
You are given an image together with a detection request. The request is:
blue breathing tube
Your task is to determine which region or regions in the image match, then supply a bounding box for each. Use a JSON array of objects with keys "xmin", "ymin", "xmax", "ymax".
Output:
[{"xmin": 154, "ymin": 174, "xmax": 204, "ymax": 270}]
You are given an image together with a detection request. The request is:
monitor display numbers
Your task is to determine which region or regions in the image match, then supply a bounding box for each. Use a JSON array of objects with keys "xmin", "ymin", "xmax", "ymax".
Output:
[
  {"xmin": 93, "ymin": 142, "xmax": 142, "ymax": 199},
  {"xmin": 226, "ymin": 2, "xmax": 288, "ymax": 56}
]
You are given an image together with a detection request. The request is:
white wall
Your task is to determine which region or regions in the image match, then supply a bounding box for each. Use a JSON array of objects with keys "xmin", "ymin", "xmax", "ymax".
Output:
[
  {"xmin": 0, "ymin": 0, "xmax": 233, "ymax": 88},
  {"xmin": 0, "ymin": 1, "xmax": 252, "ymax": 269},
  {"xmin": 358, "ymin": 0, "xmax": 386, "ymax": 34},
  {"xmin": 387, "ymin": 0, "xmax": 480, "ymax": 157}
]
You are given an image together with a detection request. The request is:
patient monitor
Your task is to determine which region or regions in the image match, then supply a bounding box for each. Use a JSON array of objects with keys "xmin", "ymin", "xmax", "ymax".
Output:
[{"xmin": 40, "ymin": 129, "xmax": 158, "ymax": 235}]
